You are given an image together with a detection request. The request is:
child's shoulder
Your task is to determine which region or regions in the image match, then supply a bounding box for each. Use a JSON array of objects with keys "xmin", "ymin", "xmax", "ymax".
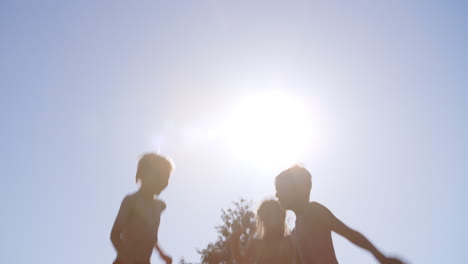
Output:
[
  {"xmin": 125, "ymin": 192, "xmax": 141, "ymax": 201},
  {"xmin": 305, "ymin": 202, "xmax": 332, "ymax": 218},
  {"xmin": 154, "ymin": 198, "xmax": 167, "ymax": 211},
  {"xmin": 308, "ymin": 201, "xmax": 327, "ymax": 210},
  {"xmin": 304, "ymin": 201, "xmax": 336, "ymax": 227},
  {"xmin": 126, "ymin": 192, "xmax": 166, "ymax": 209},
  {"xmin": 120, "ymin": 192, "xmax": 139, "ymax": 206}
]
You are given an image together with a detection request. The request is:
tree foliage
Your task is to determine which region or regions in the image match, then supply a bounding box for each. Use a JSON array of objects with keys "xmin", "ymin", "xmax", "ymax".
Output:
[
  {"xmin": 198, "ymin": 199, "xmax": 256, "ymax": 264},
  {"xmin": 178, "ymin": 257, "xmax": 189, "ymax": 264}
]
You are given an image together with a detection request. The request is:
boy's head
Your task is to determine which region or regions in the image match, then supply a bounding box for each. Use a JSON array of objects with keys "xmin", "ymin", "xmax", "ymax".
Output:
[
  {"xmin": 136, "ymin": 153, "xmax": 173, "ymax": 195},
  {"xmin": 275, "ymin": 165, "xmax": 312, "ymax": 211}
]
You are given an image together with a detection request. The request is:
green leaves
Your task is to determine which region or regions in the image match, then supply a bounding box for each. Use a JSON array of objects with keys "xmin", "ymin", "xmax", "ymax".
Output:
[{"xmin": 198, "ymin": 199, "xmax": 256, "ymax": 264}]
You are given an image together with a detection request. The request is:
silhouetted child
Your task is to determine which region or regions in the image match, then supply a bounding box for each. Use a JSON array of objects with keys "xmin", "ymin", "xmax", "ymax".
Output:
[
  {"xmin": 275, "ymin": 165, "xmax": 406, "ymax": 264},
  {"xmin": 111, "ymin": 153, "xmax": 173, "ymax": 264},
  {"xmin": 231, "ymin": 200, "xmax": 293, "ymax": 264}
]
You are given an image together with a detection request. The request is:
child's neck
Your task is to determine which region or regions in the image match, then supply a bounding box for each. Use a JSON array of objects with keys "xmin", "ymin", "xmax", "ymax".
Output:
[
  {"xmin": 292, "ymin": 200, "xmax": 309, "ymax": 216},
  {"xmin": 138, "ymin": 187, "xmax": 155, "ymax": 200}
]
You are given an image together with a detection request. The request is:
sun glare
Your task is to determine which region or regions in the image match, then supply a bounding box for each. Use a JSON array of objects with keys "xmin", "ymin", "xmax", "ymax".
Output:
[{"xmin": 221, "ymin": 91, "xmax": 313, "ymax": 170}]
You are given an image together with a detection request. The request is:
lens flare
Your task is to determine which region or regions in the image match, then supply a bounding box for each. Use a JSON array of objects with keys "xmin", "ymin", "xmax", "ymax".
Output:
[{"xmin": 221, "ymin": 91, "xmax": 313, "ymax": 170}]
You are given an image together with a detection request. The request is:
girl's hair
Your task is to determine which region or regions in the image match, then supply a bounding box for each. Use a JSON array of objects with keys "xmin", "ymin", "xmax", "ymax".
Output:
[
  {"xmin": 135, "ymin": 153, "xmax": 174, "ymax": 183},
  {"xmin": 254, "ymin": 199, "xmax": 289, "ymax": 239}
]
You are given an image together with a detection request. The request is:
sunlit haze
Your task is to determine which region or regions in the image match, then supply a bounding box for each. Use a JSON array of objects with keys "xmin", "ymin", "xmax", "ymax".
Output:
[
  {"xmin": 1, "ymin": 1, "xmax": 466, "ymax": 264},
  {"xmin": 221, "ymin": 91, "xmax": 313, "ymax": 171}
]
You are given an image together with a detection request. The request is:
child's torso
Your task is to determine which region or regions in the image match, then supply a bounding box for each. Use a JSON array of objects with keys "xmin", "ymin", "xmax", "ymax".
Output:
[
  {"xmin": 291, "ymin": 202, "xmax": 338, "ymax": 264},
  {"xmin": 118, "ymin": 193, "xmax": 165, "ymax": 263},
  {"xmin": 253, "ymin": 237, "xmax": 293, "ymax": 264}
]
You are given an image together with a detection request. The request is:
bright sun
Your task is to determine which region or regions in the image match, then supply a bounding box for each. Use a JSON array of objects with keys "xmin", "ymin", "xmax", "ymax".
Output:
[{"xmin": 221, "ymin": 91, "xmax": 313, "ymax": 170}]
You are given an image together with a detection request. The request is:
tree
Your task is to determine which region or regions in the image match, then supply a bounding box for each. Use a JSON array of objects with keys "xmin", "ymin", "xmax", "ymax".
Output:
[
  {"xmin": 198, "ymin": 199, "xmax": 256, "ymax": 264},
  {"xmin": 178, "ymin": 257, "xmax": 189, "ymax": 264}
]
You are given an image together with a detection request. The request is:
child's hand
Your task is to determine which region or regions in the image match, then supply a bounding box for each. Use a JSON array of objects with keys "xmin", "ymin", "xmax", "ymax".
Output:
[{"xmin": 161, "ymin": 254, "xmax": 172, "ymax": 264}]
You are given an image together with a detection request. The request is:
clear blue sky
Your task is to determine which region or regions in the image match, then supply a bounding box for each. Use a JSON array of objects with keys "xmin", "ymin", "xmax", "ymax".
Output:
[{"xmin": 1, "ymin": 1, "xmax": 467, "ymax": 263}]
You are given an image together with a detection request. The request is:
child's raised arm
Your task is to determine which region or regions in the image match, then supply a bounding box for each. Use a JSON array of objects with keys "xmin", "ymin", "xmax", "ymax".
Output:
[
  {"xmin": 110, "ymin": 196, "xmax": 133, "ymax": 254},
  {"xmin": 312, "ymin": 203, "xmax": 406, "ymax": 264}
]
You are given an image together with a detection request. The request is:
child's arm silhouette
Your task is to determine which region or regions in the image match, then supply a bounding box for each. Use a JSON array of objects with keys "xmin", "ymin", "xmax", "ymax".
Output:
[
  {"xmin": 110, "ymin": 196, "xmax": 132, "ymax": 255},
  {"xmin": 313, "ymin": 202, "xmax": 406, "ymax": 264},
  {"xmin": 155, "ymin": 243, "xmax": 172, "ymax": 264}
]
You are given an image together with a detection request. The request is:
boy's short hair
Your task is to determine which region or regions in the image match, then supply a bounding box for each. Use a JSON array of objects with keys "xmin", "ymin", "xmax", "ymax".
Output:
[
  {"xmin": 276, "ymin": 164, "xmax": 312, "ymax": 191},
  {"xmin": 136, "ymin": 153, "xmax": 174, "ymax": 183}
]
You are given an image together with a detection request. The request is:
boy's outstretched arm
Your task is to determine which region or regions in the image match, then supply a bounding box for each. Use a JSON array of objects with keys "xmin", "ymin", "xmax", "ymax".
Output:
[
  {"xmin": 110, "ymin": 196, "xmax": 132, "ymax": 255},
  {"xmin": 316, "ymin": 203, "xmax": 405, "ymax": 264},
  {"xmin": 155, "ymin": 244, "xmax": 172, "ymax": 264}
]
